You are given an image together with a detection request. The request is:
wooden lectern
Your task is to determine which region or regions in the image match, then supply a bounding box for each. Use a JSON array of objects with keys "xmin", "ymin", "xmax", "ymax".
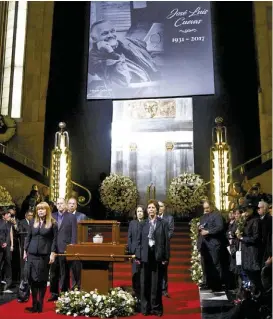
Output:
[{"xmin": 65, "ymin": 220, "xmax": 130, "ymax": 294}]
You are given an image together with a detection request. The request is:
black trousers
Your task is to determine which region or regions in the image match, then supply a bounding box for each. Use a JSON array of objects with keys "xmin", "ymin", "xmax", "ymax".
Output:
[
  {"xmin": 140, "ymin": 246, "xmax": 164, "ymax": 314},
  {"xmin": 132, "ymin": 261, "xmax": 141, "ymax": 300},
  {"xmin": 201, "ymin": 244, "xmax": 222, "ymax": 290},
  {"xmin": 50, "ymin": 256, "xmax": 70, "ymax": 296},
  {"xmin": 162, "ymin": 263, "xmax": 168, "ymax": 294},
  {"xmin": 0, "ymin": 247, "xmax": 12, "ymax": 288},
  {"xmin": 71, "ymin": 260, "xmax": 82, "ymax": 290}
]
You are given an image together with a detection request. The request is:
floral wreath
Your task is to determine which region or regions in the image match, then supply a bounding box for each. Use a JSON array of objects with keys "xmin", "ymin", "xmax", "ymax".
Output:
[
  {"xmin": 0, "ymin": 114, "xmax": 16, "ymax": 143},
  {"xmin": 0, "ymin": 185, "xmax": 14, "ymax": 207},
  {"xmin": 56, "ymin": 287, "xmax": 136, "ymax": 318},
  {"xmin": 167, "ymin": 173, "xmax": 206, "ymax": 213},
  {"xmin": 100, "ymin": 173, "xmax": 138, "ymax": 213}
]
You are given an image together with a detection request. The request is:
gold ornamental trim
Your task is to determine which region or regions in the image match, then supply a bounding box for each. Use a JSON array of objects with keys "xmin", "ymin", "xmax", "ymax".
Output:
[
  {"xmin": 0, "ymin": 114, "xmax": 16, "ymax": 143},
  {"xmin": 166, "ymin": 141, "xmax": 174, "ymax": 151},
  {"xmin": 126, "ymin": 99, "xmax": 176, "ymax": 119}
]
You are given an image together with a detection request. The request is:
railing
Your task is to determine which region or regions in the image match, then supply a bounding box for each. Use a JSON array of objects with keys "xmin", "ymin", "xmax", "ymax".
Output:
[
  {"xmin": 195, "ymin": 149, "xmax": 272, "ymax": 191},
  {"xmin": 0, "ymin": 142, "xmax": 50, "ymax": 177},
  {"xmin": 232, "ymin": 149, "xmax": 272, "ymax": 175},
  {"xmin": 0, "ymin": 142, "xmax": 92, "ymax": 206}
]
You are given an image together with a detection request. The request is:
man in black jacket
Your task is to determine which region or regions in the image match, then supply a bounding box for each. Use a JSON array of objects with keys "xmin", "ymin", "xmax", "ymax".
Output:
[
  {"xmin": 0, "ymin": 210, "xmax": 13, "ymax": 291},
  {"xmin": 48, "ymin": 198, "xmax": 77, "ymax": 301},
  {"xmin": 158, "ymin": 201, "xmax": 174, "ymax": 298},
  {"xmin": 18, "ymin": 211, "xmax": 33, "ymax": 281},
  {"xmin": 67, "ymin": 197, "xmax": 87, "ymax": 289},
  {"xmin": 197, "ymin": 200, "xmax": 224, "ymax": 292},
  {"xmin": 257, "ymin": 201, "xmax": 272, "ymax": 265}
]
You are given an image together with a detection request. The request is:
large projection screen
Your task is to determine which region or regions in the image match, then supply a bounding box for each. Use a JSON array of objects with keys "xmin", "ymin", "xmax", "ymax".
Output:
[{"xmin": 87, "ymin": 1, "xmax": 214, "ymax": 100}]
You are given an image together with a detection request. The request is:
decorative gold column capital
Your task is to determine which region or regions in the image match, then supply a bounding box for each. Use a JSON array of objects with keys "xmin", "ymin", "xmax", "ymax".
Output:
[
  {"xmin": 166, "ymin": 141, "xmax": 174, "ymax": 151},
  {"xmin": 129, "ymin": 143, "xmax": 137, "ymax": 151}
]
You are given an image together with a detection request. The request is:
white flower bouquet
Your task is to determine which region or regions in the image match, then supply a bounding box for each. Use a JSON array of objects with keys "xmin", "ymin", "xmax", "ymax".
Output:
[
  {"xmin": 167, "ymin": 173, "xmax": 206, "ymax": 214},
  {"xmin": 100, "ymin": 174, "xmax": 138, "ymax": 213},
  {"xmin": 55, "ymin": 287, "xmax": 136, "ymax": 318}
]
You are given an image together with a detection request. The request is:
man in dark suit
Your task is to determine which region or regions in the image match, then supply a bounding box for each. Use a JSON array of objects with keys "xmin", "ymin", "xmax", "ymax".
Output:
[
  {"xmin": 67, "ymin": 197, "xmax": 87, "ymax": 289},
  {"xmin": 158, "ymin": 201, "xmax": 174, "ymax": 298},
  {"xmin": 257, "ymin": 201, "xmax": 272, "ymax": 264},
  {"xmin": 0, "ymin": 210, "xmax": 13, "ymax": 291},
  {"xmin": 18, "ymin": 211, "xmax": 34, "ymax": 281},
  {"xmin": 48, "ymin": 198, "xmax": 77, "ymax": 301},
  {"xmin": 197, "ymin": 200, "xmax": 224, "ymax": 292}
]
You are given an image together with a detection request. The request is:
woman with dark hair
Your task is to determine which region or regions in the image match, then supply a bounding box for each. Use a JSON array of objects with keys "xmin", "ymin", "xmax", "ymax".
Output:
[
  {"xmin": 23, "ymin": 202, "xmax": 57, "ymax": 313},
  {"xmin": 136, "ymin": 200, "xmax": 170, "ymax": 316},
  {"xmin": 127, "ymin": 205, "xmax": 146, "ymax": 302}
]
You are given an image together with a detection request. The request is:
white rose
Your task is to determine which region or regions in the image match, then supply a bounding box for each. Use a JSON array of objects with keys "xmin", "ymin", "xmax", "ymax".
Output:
[
  {"xmin": 84, "ymin": 307, "xmax": 90, "ymax": 313},
  {"xmin": 66, "ymin": 311, "xmax": 71, "ymax": 316}
]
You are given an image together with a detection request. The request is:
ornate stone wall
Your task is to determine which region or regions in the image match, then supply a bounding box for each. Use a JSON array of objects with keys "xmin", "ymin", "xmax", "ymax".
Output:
[
  {"xmin": 1, "ymin": 2, "xmax": 54, "ymax": 168},
  {"xmin": 111, "ymin": 98, "xmax": 194, "ymax": 205},
  {"xmin": 253, "ymin": 2, "xmax": 272, "ymax": 157}
]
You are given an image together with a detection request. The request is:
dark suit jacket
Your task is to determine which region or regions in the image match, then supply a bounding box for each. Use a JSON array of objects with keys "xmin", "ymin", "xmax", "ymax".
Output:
[
  {"xmin": 52, "ymin": 212, "xmax": 77, "ymax": 253},
  {"xmin": 260, "ymin": 213, "xmax": 272, "ymax": 261},
  {"xmin": 24, "ymin": 221, "xmax": 57, "ymax": 255},
  {"xmin": 0, "ymin": 220, "xmax": 9, "ymax": 246},
  {"xmin": 162, "ymin": 214, "xmax": 174, "ymax": 239},
  {"xmin": 19, "ymin": 219, "xmax": 30, "ymax": 234},
  {"xmin": 128, "ymin": 220, "xmax": 142, "ymax": 255},
  {"xmin": 74, "ymin": 211, "xmax": 87, "ymax": 223},
  {"xmin": 197, "ymin": 211, "xmax": 224, "ymax": 250},
  {"xmin": 136, "ymin": 218, "xmax": 170, "ymax": 263}
]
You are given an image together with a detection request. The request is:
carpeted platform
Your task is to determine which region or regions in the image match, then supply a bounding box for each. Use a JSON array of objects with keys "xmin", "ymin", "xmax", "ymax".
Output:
[{"xmin": 0, "ymin": 222, "xmax": 201, "ymax": 319}]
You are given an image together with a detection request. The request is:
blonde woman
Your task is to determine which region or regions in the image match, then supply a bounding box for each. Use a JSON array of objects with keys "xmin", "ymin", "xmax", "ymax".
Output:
[{"xmin": 23, "ymin": 202, "xmax": 57, "ymax": 313}]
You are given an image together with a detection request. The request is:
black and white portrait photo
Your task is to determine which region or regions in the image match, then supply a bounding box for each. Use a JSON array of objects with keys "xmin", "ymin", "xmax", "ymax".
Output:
[{"xmin": 87, "ymin": 1, "xmax": 214, "ymax": 100}]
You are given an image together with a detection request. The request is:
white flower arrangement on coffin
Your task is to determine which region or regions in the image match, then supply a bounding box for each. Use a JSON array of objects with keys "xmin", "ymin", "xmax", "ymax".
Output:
[
  {"xmin": 55, "ymin": 287, "xmax": 136, "ymax": 318},
  {"xmin": 100, "ymin": 174, "xmax": 138, "ymax": 213},
  {"xmin": 189, "ymin": 217, "xmax": 203, "ymax": 284},
  {"xmin": 0, "ymin": 185, "xmax": 14, "ymax": 207},
  {"xmin": 167, "ymin": 173, "xmax": 206, "ymax": 214}
]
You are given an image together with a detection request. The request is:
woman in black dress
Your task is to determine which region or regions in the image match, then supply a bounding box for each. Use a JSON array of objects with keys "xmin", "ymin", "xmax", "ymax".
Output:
[
  {"xmin": 127, "ymin": 205, "xmax": 146, "ymax": 302},
  {"xmin": 24, "ymin": 202, "xmax": 57, "ymax": 313},
  {"xmin": 136, "ymin": 200, "xmax": 169, "ymax": 317}
]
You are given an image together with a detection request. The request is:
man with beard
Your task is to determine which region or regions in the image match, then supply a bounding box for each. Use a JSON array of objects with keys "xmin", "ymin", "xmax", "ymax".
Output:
[{"xmin": 89, "ymin": 20, "xmax": 160, "ymax": 88}]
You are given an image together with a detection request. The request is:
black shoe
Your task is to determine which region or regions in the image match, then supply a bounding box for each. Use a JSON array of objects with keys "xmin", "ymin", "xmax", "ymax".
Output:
[
  {"xmin": 25, "ymin": 306, "xmax": 37, "ymax": 313},
  {"xmin": 142, "ymin": 312, "xmax": 150, "ymax": 316},
  {"xmin": 151, "ymin": 311, "xmax": 163, "ymax": 317},
  {"xmin": 162, "ymin": 292, "xmax": 170, "ymax": 298},
  {"xmin": 48, "ymin": 295, "xmax": 58, "ymax": 302},
  {"xmin": 200, "ymin": 285, "xmax": 210, "ymax": 291},
  {"xmin": 37, "ymin": 302, "xmax": 43, "ymax": 313},
  {"xmin": 211, "ymin": 287, "xmax": 223, "ymax": 293}
]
